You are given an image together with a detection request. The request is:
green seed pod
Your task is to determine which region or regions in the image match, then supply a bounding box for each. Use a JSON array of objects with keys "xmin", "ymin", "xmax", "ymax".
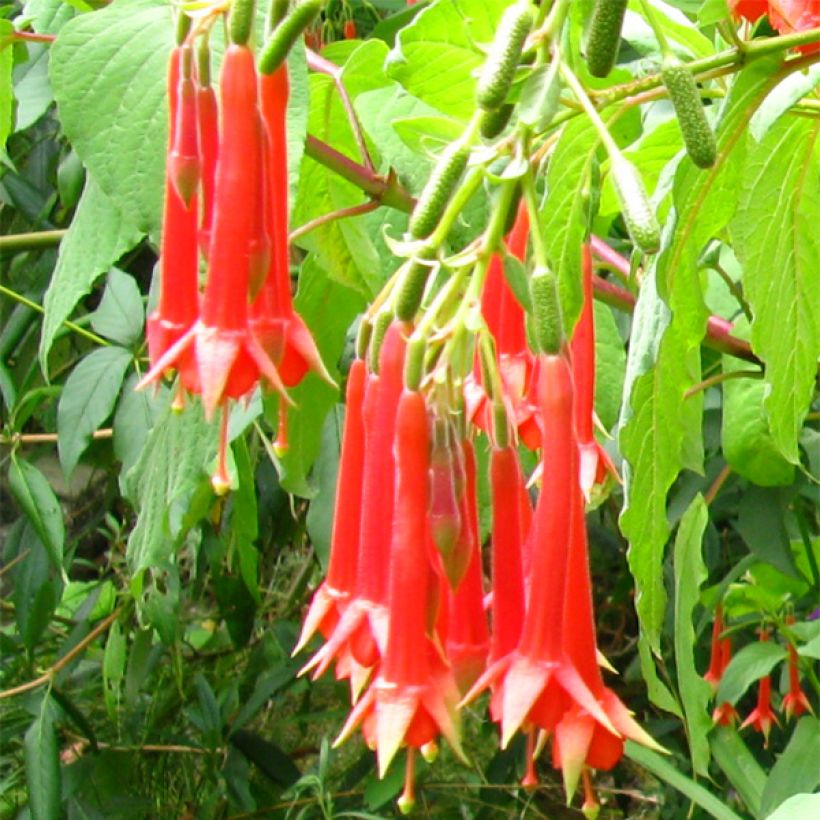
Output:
[
  {"xmin": 480, "ymin": 103, "xmax": 515, "ymax": 140},
  {"xmin": 610, "ymin": 156, "xmax": 661, "ymax": 254},
  {"xmin": 268, "ymin": 0, "xmax": 291, "ymax": 31},
  {"xmin": 529, "ymin": 265, "xmax": 564, "ymax": 355},
  {"xmin": 229, "ymin": 0, "xmax": 257, "ymax": 46},
  {"xmin": 661, "ymin": 56, "xmax": 717, "ymax": 169},
  {"xmin": 394, "ymin": 251, "xmax": 435, "ymax": 321},
  {"xmin": 259, "ymin": 0, "xmax": 324, "ymax": 75},
  {"xmin": 367, "ymin": 310, "xmax": 394, "ymax": 374},
  {"xmin": 408, "ymin": 143, "xmax": 470, "ymax": 239},
  {"xmin": 476, "ymin": 1, "xmax": 534, "ymax": 112},
  {"xmin": 585, "ymin": 0, "xmax": 629, "ymax": 79}
]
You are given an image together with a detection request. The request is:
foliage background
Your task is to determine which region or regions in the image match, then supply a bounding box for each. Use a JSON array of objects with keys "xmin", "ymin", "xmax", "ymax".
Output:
[{"xmin": 0, "ymin": 0, "xmax": 819, "ymax": 817}]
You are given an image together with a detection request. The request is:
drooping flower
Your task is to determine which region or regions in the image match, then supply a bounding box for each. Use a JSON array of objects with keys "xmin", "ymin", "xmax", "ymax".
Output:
[
  {"xmin": 781, "ymin": 616, "xmax": 814, "ymax": 720},
  {"xmin": 741, "ymin": 628, "xmax": 780, "ymax": 745},
  {"xmin": 570, "ymin": 242, "xmax": 619, "ymax": 500},
  {"xmin": 335, "ymin": 387, "xmax": 464, "ymax": 800},
  {"xmin": 704, "ymin": 604, "xmax": 727, "ymax": 691},
  {"xmin": 301, "ymin": 322, "xmax": 408, "ymax": 684},
  {"xmin": 293, "ymin": 358, "xmax": 367, "ymax": 659},
  {"xmin": 712, "ymin": 632, "xmax": 739, "ymax": 726}
]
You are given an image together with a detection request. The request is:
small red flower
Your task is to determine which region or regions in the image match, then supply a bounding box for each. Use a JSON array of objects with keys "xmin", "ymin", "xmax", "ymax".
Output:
[
  {"xmin": 704, "ymin": 604, "xmax": 727, "ymax": 691},
  {"xmin": 782, "ymin": 616, "xmax": 814, "ymax": 720},
  {"xmin": 728, "ymin": 0, "xmax": 770, "ymax": 22},
  {"xmin": 741, "ymin": 629, "xmax": 780, "ymax": 745}
]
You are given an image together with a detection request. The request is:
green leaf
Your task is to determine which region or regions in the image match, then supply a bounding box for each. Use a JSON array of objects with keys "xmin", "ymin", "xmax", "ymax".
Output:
[
  {"xmin": 620, "ymin": 58, "xmax": 781, "ymax": 656},
  {"xmin": 624, "ymin": 741, "xmax": 743, "ymax": 820},
  {"xmin": 102, "ymin": 618, "xmax": 126, "ymax": 720},
  {"xmin": 25, "ymin": 693, "xmax": 62, "ymax": 820},
  {"xmin": 765, "ymin": 794, "xmax": 820, "ymax": 820},
  {"xmin": 305, "ymin": 405, "xmax": 343, "ymax": 571},
  {"xmin": 229, "ymin": 730, "xmax": 300, "ymax": 787},
  {"xmin": 124, "ymin": 396, "xmax": 214, "ymax": 575},
  {"xmin": 13, "ymin": 43, "xmax": 53, "ymax": 132},
  {"xmin": 0, "ymin": 21, "xmax": 13, "ymax": 153},
  {"xmin": 90, "ymin": 268, "xmax": 145, "ymax": 347},
  {"xmin": 732, "ymin": 116, "xmax": 820, "ymax": 464},
  {"xmin": 386, "ymin": 0, "xmax": 506, "ymax": 121},
  {"xmin": 57, "ymin": 345, "xmax": 132, "ymax": 478},
  {"xmin": 593, "ymin": 301, "xmax": 626, "ymax": 431},
  {"xmin": 10, "ymin": 520, "xmax": 62, "ymax": 653},
  {"xmin": 736, "ymin": 487, "xmax": 800, "ymax": 579},
  {"xmin": 722, "ymin": 357, "xmax": 795, "ymax": 487},
  {"xmin": 540, "ymin": 117, "xmax": 598, "ymax": 335},
  {"xmin": 716, "ymin": 640, "xmax": 787, "ymax": 706},
  {"xmin": 391, "ymin": 113, "xmax": 463, "ymax": 156},
  {"xmin": 710, "ymin": 726, "xmax": 766, "ymax": 818},
  {"xmin": 750, "ymin": 64, "xmax": 820, "ymax": 142},
  {"xmin": 638, "ymin": 632, "xmax": 683, "ymax": 717},
  {"xmin": 193, "ymin": 673, "xmax": 222, "ymax": 747},
  {"xmin": 625, "ymin": 0, "xmax": 714, "ymax": 60},
  {"xmin": 49, "ymin": 0, "xmax": 173, "ymax": 234},
  {"xmin": 8, "ymin": 455, "xmax": 65, "ymax": 579},
  {"xmin": 39, "ymin": 175, "xmax": 144, "ymax": 369},
  {"xmin": 672, "ymin": 494, "xmax": 712, "ymax": 777},
  {"xmin": 760, "ymin": 717, "xmax": 820, "ymax": 817},
  {"xmin": 113, "ymin": 374, "xmax": 167, "ymax": 480}
]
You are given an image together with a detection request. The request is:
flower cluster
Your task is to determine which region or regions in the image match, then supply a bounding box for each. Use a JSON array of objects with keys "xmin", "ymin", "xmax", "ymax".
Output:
[
  {"xmin": 705, "ymin": 609, "xmax": 814, "ymax": 745},
  {"xmin": 295, "ymin": 230, "xmax": 661, "ymax": 812},
  {"xmin": 139, "ymin": 18, "xmax": 328, "ymax": 492},
  {"xmin": 731, "ymin": 0, "xmax": 820, "ymax": 53}
]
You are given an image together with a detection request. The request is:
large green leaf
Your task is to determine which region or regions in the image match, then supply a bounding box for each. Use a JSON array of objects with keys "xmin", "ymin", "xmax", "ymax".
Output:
[
  {"xmin": 124, "ymin": 396, "xmax": 214, "ymax": 575},
  {"xmin": 760, "ymin": 717, "xmax": 820, "ymax": 818},
  {"xmin": 8, "ymin": 455, "xmax": 66, "ymax": 579},
  {"xmin": 710, "ymin": 726, "xmax": 766, "ymax": 818},
  {"xmin": 731, "ymin": 116, "xmax": 820, "ymax": 463},
  {"xmin": 49, "ymin": 0, "xmax": 173, "ymax": 234},
  {"xmin": 716, "ymin": 639, "xmax": 786, "ymax": 706},
  {"xmin": 57, "ymin": 345, "xmax": 132, "ymax": 478},
  {"xmin": 24, "ymin": 693, "xmax": 62, "ymax": 820},
  {"xmin": 765, "ymin": 794, "xmax": 820, "ymax": 820},
  {"xmin": 722, "ymin": 355, "xmax": 794, "ymax": 487},
  {"xmin": 672, "ymin": 494, "xmax": 712, "ymax": 777},
  {"xmin": 386, "ymin": 0, "xmax": 506, "ymax": 121},
  {"xmin": 39, "ymin": 175, "xmax": 144, "ymax": 369},
  {"xmin": 540, "ymin": 117, "xmax": 598, "ymax": 336},
  {"xmin": 619, "ymin": 57, "xmax": 783, "ymax": 657}
]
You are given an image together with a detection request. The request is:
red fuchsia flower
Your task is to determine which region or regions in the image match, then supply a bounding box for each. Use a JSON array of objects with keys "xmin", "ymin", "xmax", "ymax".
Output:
[
  {"xmin": 704, "ymin": 603, "xmax": 727, "ymax": 691},
  {"xmin": 768, "ymin": 0, "xmax": 820, "ymax": 53},
  {"xmin": 293, "ymin": 358, "xmax": 367, "ymax": 660},
  {"xmin": 465, "ymin": 202, "xmax": 540, "ymax": 451},
  {"xmin": 442, "ymin": 438, "xmax": 490, "ymax": 694},
  {"xmin": 301, "ymin": 322, "xmax": 409, "ymax": 687},
  {"xmin": 139, "ymin": 45, "xmax": 292, "ymax": 492},
  {"xmin": 487, "ymin": 443, "xmax": 527, "ymax": 671},
  {"xmin": 712, "ymin": 634, "xmax": 739, "ymax": 726},
  {"xmin": 194, "ymin": 42, "xmax": 219, "ymax": 257},
  {"xmin": 335, "ymin": 387, "xmax": 465, "ymax": 809},
  {"xmin": 145, "ymin": 45, "xmax": 201, "ymax": 396},
  {"xmin": 782, "ymin": 615, "xmax": 814, "ymax": 720},
  {"xmin": 729, "ymin": 0, "xmax": 771, "ymax": 22},
  {"xmin": 741, "ymin": 628, "xmax": 780, "ymax": 745},
  {"xmin": 249, "ymin": 64, "xmax": 332, "ymax": 402},
  {"xmin": 570, "ymin": 242, "xmax": 619, "ymax": 500},
  {"xmin": 464, "ymin": 353, "xmax": 660, "ymax": 800}
]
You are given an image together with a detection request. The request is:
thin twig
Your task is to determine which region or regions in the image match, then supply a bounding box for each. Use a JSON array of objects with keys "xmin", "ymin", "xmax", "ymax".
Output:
[
  {"xmin": 684, "ymin": 368, "xmax": 761, "ymax": 398},
  {"xmin": 704, "ymin": 463, "xmax": 733, "ymax": 506},
  {"xmin": 12, "ymin": 31, "xmax": 56, "ymax": 43},
  {"xmin": 0, "ymin": 429, "xmax": 114, "ymax": 446},
  {"xmin": 305, "ymin": 49, "xmax": 375, "ymax": 171},
  {"xmin": 0, "ymin": 549, "xmax": 30, "ymax": 579},
  {"xmin": 289, "ymin": 199, "xmax": 379, "ymax": 243},
  {"xmin": 0, "ymin": 606, "xmax": 123, "ymax": 700},
  {"xmin": 0, "ymin": 230, "xmax": 65, "ymax": 252}
]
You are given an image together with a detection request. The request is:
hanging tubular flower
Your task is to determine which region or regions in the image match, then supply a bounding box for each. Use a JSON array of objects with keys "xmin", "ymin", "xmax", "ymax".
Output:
[
  {"xmin": 570, "ymin": 242, "xmax": 619, "ymax": 500},
  {"xmin": 704, "ymin": 603, "xmax": 727, "ymax": 691},
  {"xmin": 443, "ymin": 438, "xmax": 489, "ymax": 694},
  {"xmin": 741, "ymin": 628, "xmax": 780, "ymax": 746},
  {"xmin": 139, "ymin": 44, "xmax": 290, "ymax": 423},
  {"xmin": 335, "ymin": 387, "xmax": 465, "ymax": 786},
  {"xmin": 145, "ymin": 45, "xmax": 200, "ymax": 394},
  {"xmin": 465, "ymin": 202, "xmax": 539, "ymax": 450},
  {"xmin": 250, "ymin": 64, "xmax": 333, "ymax": 389},
  {"xmin": 781, "ymin": 615, "xmax": 813, "ymax": 720},
  {"xmin": 712, "ymin": 632, "xmax": 739, "ymax": 726},
  {"xmin": 300, "ymin": 322, "xmax": 408, "ymax": 684},
  {"xmin": 293, "ymin": 359, "xmax": 367, "ymax": 658}
]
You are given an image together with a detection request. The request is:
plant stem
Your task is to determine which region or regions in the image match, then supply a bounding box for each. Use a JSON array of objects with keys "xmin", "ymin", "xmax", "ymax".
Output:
[
  {"xmin": 0, "ymin": 230, "xmax": 66, "ymax": 252},
  {"xmin": 684, "ymin": 368, "xmax": 762, "ymax": 399},
  {"xmin": 0, "ymin": 284, "xmax": 110, "ymax": 347},
  {"xmin": 289, "ymin": 199, "xmax": 379, "ymax": 242},
  {"xmin": 304, "ymin": 135, "xmax": 414, "ymax": 212}
]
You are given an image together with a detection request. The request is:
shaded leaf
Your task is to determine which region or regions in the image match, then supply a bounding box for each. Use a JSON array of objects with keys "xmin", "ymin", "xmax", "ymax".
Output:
[
  {"xmin": 24, "ymin": 693, "xmax": 62, "ymax": 820},
  {"xmin": 90, "ymin": 269, "xmax": 145, "ymax": 347},
  {"xmin": 710, "ymin": 726, "xmax": 766, "ymax": 818}
]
